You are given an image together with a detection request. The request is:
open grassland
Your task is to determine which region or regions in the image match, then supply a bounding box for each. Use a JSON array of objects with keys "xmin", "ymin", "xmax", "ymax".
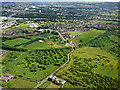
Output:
[
  {"xmin": 100, "ymin": 20, "xmax": 117, "ymax": 24},
  {"xmin": 109, "ymin": 35, "xmax": 118, "ymax": 43},
  {"xmin": 2, "ymin": 47, "xmax": 72, "ymax": 82},
  {"xmin": 46, "ymin": 83, "xmax": 61, "ymax": 88},
  {"xmin": 2, "ymin": 77, "xmax": 37, "ymax": 88},
  {"xmin": 10, "ymin": 23, "xmax": 32, "ymax": 31},
  {"xmin": 18, "ymin": 39, "xmax": 65, "ymax": 49},
  {"xmin": 72, "ymin": 47, "xmax": 118, "ymax": 79},
  {"xmin": 2, "ymin": 23, "xmax": 31, "ymax": 31},
  {"xmin": 38, "ymin": 81, "xmax": 51, "ymax": 88},
  {"xmin": 25, "ymin": 40, "xmax": 51, "ymax": 49},
  {"xmin": 55, "ymin": 47, "xmax": 118, "ymax": 88},
  {"xmin": 3, "ymin": 38, "xmax": 30, "ymax": 47},
  {"xmin": 70, "ymin": 29, "xmax": 105, "ymax": 44},
  {"xmin": 87, "ymin": 30, "xmax": 119, "ymax": 57},
  {"xmin": 2, "ymin": 51, "xmax": 58, "ymax": 81},
  {"xmin": 39, "ymin": 81, "xmax": 60, "ymax": 88},
  {"xmin": 69, "ymin": 31, "xmax": 83, "ymax": 35}
]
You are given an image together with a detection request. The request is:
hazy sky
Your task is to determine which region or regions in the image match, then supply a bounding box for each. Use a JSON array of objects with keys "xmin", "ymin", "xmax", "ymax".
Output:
[{"xmin": 2, "ymin": 0, "xmax": 119, "ymax": 2}]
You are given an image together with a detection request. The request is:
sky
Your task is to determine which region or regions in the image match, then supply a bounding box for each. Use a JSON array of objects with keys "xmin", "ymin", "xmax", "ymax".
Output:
[{"xmin": 1, "ymin": 0, "xmax": 119, "ymax": 2}]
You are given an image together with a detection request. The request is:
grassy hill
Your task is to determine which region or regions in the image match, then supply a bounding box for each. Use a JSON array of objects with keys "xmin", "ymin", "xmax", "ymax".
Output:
[
  {"xmin": 84, "ymin": 30, "xmax": 119, "ymax": 57},
  {"xmin": 55, "ymin": 47, "xmax": 118, "ymax": 88}
]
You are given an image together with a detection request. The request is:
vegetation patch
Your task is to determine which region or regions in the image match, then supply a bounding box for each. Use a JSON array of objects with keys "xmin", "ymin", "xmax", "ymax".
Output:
[
  {"xmin": 2, "ymin": 77, "xmax": 37, "ymax": 88},
  {"xmin": 69, "ymin": 31, "xmax": 83, "ymax": 35},
  {"xmin": 100, "ymin": 20, "xmax": 117, "ymax": 24},
  {"xmin": 70, "ymin": 29, "xmax": 105, "ymax": 44},
  {"xmin": 55, "ymin": 47, "xmax": 118, "ymax": 88},
  {"xmin": 3, "ymin": 38, "xmax": 30, "ymax": 47},
  {"xmin": 86, "ymin": 30, "xmax": 119, "ymax": 57},
  {"xmin": 46, "ymin": 82, "xmax": 61, "ymax": 88},
  {"xmin": 2, "ymin": 47, "xmax": 72, "ymax": 81}
]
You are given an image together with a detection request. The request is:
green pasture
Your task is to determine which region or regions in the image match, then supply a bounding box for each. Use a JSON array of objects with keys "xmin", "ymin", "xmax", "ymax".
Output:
[
  {"xmin": 20, "ymin": 40, "xmax": 64, "ymax": 49},
  {"xmin": 2, "ymin": 23, "xmax": 31, "ymax": 31},
  {"xmin": 2, "ymin": 77, "xmax": 37, "ymax": 88},
  {"xmin": 3, "ymin": 38, "xmax": 30, "ymax": 47},
  {"xmin": 69, "ymin": 31, "xmax": 83, "ymax": 35},
  {"xmin": 109, "ymin": 35, "xmax": 118, "ymax": 42},
  {"xmin": 2, "ymin": 51, "xmax": 58, "ymax": 81},
  {"xmin": 55, "ymin": 47, "xmax": 118, "ymax": 88},
  {"xmin": 70, "ymin": 29, "xmax": 105, "ymax": 44},
  {"xmin": 100, "ymin": 20, "xmax": 117, "ymax": 24},
  {"xmin": 71, "ymin": 47, "xmax": 118, "ymax": 79}
]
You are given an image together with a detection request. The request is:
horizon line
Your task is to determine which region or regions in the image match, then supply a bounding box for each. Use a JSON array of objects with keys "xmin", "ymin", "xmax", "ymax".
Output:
[{"xmin": 1, "ymin": 1, "xmax": 119, "ymax": 2}]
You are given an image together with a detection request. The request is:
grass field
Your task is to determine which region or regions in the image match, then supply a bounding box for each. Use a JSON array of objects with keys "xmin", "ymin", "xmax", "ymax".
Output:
[
  {"xmin": 2, "ymin": 77, "xmax": 37, "ymax": 88},
  {"xmin": 18, "ymin": 40, "xmax": 64, "ymax": 49},
  {"xmin": 2, "ymin": 49, "xmax": 67, "ymax": 81},
  {"xmin": 46, "ymin": 83, "xmax": 61, "ymax": 88},
  {"xmin": 69, "ymin": 29, "xmax": 105, "ymax": 44},
  {"xmin": 69, "ymin": 31, "xmax": 83, "ymax": 35},
  {"xmin": 109, "ymin": 35, "xmax": 118, "ymax": 43},
  {"xmin": 17, "ymin": 38, "xmax": 65, "ymax": 50},
  {"xmin": 71, "ymin": 47, "xmax": 118, "ymax": 79},
  {"xmin": 39, "ymin": 81, "xmax": 60, "ymax": 88},
  {"xmin": 3, "ymin": 38, "xmax": 30, "ymax": 47},
  {"xmin": 2, "ymin": 54, "xmax": 59, "ymax": 81},
  {"xmin": 55, "ymin": 47, "xmax": 118, "ymax": 88},
  {"xmin": 38, "ymin": 81, "xmax": 51, "ymax": 88},
  {"xmin": 100, "ymin": 20, "xmax": 117, "ymax": 24},
  {"xmin": 2, "ymin": 23, "xmax": 31, "ymax": 31},
  {"xmin": 99, "ymin": 13, "xmax": 116, "ymax": 16}
]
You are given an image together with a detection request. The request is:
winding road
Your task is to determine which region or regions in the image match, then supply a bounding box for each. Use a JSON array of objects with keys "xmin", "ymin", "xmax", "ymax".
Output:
[{"xmin": 34, "ymin": 31, "xmax": 74, "ymax": 88}]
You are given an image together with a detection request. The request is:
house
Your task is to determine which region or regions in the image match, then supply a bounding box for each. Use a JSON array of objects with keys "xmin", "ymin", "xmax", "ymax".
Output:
[
  {"xmin": 39, "ymin": 40, "xmax": 44, "ymax": 43},
  {"xmin": 70, "ymin": 41, "xmax": 77, "ymax": 45},
  {"xmin": 0, "ymin": 74, "xmax": 15, "ymax": 82},
  {"xmin": 48, "ymin": 75, "xmax": 66, "ymax": 85}
]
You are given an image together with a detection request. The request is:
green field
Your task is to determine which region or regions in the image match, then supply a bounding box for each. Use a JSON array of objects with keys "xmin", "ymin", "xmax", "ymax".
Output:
[
  {"xmin": 39, "ymin": 80, "xmax": 60, "ymax": 88},
  {"xmin": 69, "ymin": 31, "xmax": 83, "ymax": 35},
  {"xmin": 2, "ymin": 77, "xmax": 37, "ymax": 88},
  {"xmin": 46, "ymin": 83, "xmax": 60, "ymax": 88},
  {"xmin": 2, "ymin": 51, "xmax": 59, "ymax": 81},
  {"xmin": 2, "ymin": 23, "xmax": 31, "ymax": 31},
  {"xmin": 100, "ymin": 20, "xmax": 117, "ymax": 24},
  {"xmin": 3, "ymin": 38, "xmax": 30, "ymax": 47},
  {"xmin": 109, "ymin": 35, "xmax": 118, "ymax": 43},
  {"xmin": 2, "ymin": 48, "xmax": 72, "ymax": 81},
  {"xmin": 70, "ymin": 29, "xmax": 105, "ymax": 44},
  {"xmin": 38, "ymin": 81, "xmax": 51, "ymax": 88},
  {"xmin": 55, "ymin": 47, "xmax": 118, "ymax": 88},
  {"xmin": 71, "ymin": 47, "xmax": 118, "ymax": 79},
  {"xmin": 18, "ymin": 39, "xmax": 64, "ymax": 49}
]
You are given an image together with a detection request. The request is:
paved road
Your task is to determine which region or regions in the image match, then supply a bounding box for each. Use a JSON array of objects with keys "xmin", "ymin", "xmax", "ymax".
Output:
[
  {"xmin": 0, "ymin": 50, "xmax": 8, "ymax": 57},
  {"xmin": 18, "ymin": 76, "xmax": 40, "ymax": 83},
  {"xmin": 34, "ymin": 30, "xmax": 74, "ymax": 88},
  {"xmin": 34, "ymin": 47, "xmax": 74, "ymax": 88},
  {"xmin": 56, "ymin": 31, "xmax": 66, "ymax": 42}
]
